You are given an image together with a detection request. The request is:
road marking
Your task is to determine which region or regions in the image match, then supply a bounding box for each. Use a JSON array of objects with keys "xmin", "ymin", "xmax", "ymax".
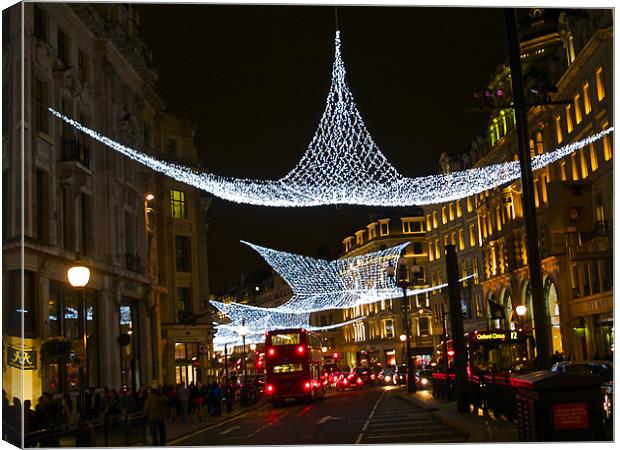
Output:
[
  {"xmin": 246, "ymin": 404, "xmax": 304, "ymax": 438},
  {"xmin": 218, "ymin": 426, "xmax": 240, "ymax": 435},
  {"xmin": 317, "ymin": 415, "xmax": 341, "ymax": 424},
  {"xmin": 355, "ymin": 390, "xmax": 386, "ymax": 444},
  {"xmin": 166, "ymin": 404, "xmax": 269, "ymax": 445}
]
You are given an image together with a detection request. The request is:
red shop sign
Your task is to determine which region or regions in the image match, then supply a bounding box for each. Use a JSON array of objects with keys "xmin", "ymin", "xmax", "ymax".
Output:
[{"xmin": 553, "ymin": 402, "xmax": 589, "ymax": 430}]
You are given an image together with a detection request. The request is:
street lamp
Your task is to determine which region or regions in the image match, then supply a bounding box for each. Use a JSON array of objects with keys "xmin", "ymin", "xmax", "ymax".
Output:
[
  {"xmin": 67, "ymin": 258, "xmax": 90, "ymax": 421},
  {"xmin": 238, "ymin": 320, "xmax": 249, "ymax": 405},
  {"xmin": 249, "ymin": 342, "xmax": 257, "ymax": 351},
  {"xmin": 516, "ymin": 305, "xmax": 527, "ymax": 331},
  {"xmin": 391, "ymin": 258, "xmax": 417, "ymax": 394}
]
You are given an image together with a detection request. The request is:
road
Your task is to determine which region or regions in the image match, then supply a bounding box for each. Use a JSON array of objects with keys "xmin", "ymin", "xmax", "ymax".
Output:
[{"xmin": 170, "ymin": 385, "xmax": 466, "ymax": 445}]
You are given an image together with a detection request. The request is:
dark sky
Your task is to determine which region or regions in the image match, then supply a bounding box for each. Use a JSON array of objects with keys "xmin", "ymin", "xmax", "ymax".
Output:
[{"xmin": 136, "ymin": 4, "xmax": 509, "ymax": 294}]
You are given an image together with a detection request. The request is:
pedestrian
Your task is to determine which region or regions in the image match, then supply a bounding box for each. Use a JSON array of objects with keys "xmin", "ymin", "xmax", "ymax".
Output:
[
  {"xmin": 143, "ymin": 388, "xmax": 168, "ymax": 446},
  {"xmin": 193, "ymin": 381, "xmax": 205, "ymax": 421},
  {"xmin": 176, "ymin": 382, "xmax": 190, "ymax": 423},
  {"xmin": 165, "ymin": 384, "xmax": 177, "ymax": 422},
  {"xmin": 222, "ymin": 382, "xmax": 233, "ymax": 415}
]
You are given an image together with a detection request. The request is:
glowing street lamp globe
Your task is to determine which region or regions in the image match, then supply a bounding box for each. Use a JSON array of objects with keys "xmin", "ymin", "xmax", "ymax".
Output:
[
  {"xmin": 399, "ymin": 334, "xmax": 407, "ymax": 342},
  {"xmin": 249, "ymin": 343, "xmax": 257, "ymax": 351},
  {"xmin": 516, "ymin": 305, "xmax": 527, "ymax": 317},
  {"xmin": 238, "ymin": 321, "xmax": 249, "ymax": 338},
  {"xmin": 67, "ymin": 263, "xmax": 90, "ymax": 288}
]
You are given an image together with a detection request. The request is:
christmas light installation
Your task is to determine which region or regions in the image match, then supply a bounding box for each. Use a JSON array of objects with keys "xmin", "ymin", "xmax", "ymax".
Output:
[
  {"xmin": 47, "ymin": 31, "xmax": 614, "ymax": 208},
  {"xmin": 209, "ymin": 241, "xmax": 473, "ymax": 344}
]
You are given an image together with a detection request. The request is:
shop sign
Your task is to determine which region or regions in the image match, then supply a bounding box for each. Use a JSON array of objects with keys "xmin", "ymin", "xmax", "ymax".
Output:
[
  {"xmin": 8, "ymin": 347, "xmax": 37, "ymax": 370},
  {"xmin": 473, "ymin": 331, "xmax": 519, "ymax": 342},
  {"xmin": 586, "ymin": 297, "xmax": 611, "ymax": 314},
  {"xmin": 553, "ymin": 402, "xmax": 589, "ymax": 430}
]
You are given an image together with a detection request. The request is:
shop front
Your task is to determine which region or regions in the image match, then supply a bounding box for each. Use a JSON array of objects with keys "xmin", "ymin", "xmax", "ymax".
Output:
[{"xmin": 569, "ymin": 292, "xmax": 614, "ymax": 361}]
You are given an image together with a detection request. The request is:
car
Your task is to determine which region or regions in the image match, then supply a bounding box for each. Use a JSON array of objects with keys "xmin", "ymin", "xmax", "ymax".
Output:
[
  {"xmin": 335, "ymin": 372, "xmax": 364, "ymax": 391},
  {"xmin": 354, "ymin": 367, "xmax": 371, "ymax": 384},
  {"xmin": 393, "ymin": 365, "xmax": 408, "ymax": 386},
  {"xmin": 368, "ymin": 365, "xmax": 383, "ymax": 383},
  {"xmin": 379, "ymin": 368, "xmax": 394, "ymax": 385},
  {"xmin": 415, "ymin": 369, "xmax": 433, "ymax": 389},
  {"xmin": 550, "ymin": 360, "xmax": 613, "ymax": 431}
]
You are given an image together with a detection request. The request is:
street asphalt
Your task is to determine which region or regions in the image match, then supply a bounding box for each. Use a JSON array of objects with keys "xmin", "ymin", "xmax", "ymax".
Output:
[{"xmin": 169, "ymin": 385, "xmax": 466, "ymax": 446}]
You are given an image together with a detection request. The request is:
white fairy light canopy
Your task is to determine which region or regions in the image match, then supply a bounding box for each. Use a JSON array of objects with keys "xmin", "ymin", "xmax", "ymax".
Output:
[
  {"xmin": 209, "ymin": 241, "xmax": 470, "ymax": 347},
  {"xmin": 48, "ymin": 31, "xmax": 613, "ymax": 207}
]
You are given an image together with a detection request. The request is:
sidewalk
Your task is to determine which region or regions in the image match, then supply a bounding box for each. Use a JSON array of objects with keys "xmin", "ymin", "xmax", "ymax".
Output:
[{"xmin": 394, "ymin": 389, "xmax": 519, "ymax": 442}]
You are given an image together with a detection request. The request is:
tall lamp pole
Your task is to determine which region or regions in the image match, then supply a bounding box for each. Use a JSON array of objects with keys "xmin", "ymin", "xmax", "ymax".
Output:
[
  {"xmin": 238, "ymin": 320, "xmax": 249, "ymax": 405},
  {"xmin": 505, "ymin": 8, "xmax": 551, "ymax": 369},
  {"xmin": 392, "ymin": 257, "xmax": 417, "ymax": 394},
  {"xmin": 67, "ymin": 258, "xmax": 91, "ymax": 421}
]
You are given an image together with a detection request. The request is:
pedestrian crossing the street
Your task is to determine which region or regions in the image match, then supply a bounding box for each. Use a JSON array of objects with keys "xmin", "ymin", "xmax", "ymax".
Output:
[{"xmin": 357, "ymin": 391, "xmax": 467, "ymax": 444}]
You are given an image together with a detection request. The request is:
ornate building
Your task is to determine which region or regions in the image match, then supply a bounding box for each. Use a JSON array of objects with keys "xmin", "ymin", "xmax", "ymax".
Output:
[
  {"xmin": 2, "ymin": 3, "xmax": 213, "ymax": 404},
  {"xmin": 424, "ymin": 8, "xmax": 613, "ymax": 363}
]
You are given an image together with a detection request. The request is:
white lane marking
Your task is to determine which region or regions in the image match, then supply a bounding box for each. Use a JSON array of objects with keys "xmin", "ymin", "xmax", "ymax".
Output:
[
  {"xmin": 246, "ymin": 404, "xmax": 305, "ymax": 438},
  {"xmin": 317, "ymin": 415, "xmax": 341, "ymax": 424},
  {"xmin": 218, "ymin": 426, "xmax": 240, "ymax": 435},
  {"xmin": 355, "ymin": 389, "xmax": 386, "ymax": 444}
]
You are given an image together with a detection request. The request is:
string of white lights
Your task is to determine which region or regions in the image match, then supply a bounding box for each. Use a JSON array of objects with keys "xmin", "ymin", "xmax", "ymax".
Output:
[
  {"xmin": 210, "ymin": 241, "xmax": 474, "ymax": 343},
  {"xmin": 47, "ymin": 32, "xmax": 614, "ymax": 208}
]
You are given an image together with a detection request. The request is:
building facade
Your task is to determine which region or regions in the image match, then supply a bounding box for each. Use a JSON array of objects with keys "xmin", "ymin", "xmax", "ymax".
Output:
[
  {"xmin": 424, "ymin": 8, "xmax": 613, "ymax": 363},
  {"xmin": 2, "ymin": 3, "xmax": 213, "ymax": 404}
]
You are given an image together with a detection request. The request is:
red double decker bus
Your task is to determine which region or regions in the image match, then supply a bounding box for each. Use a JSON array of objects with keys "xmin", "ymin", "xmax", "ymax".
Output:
[{"xmin": 264, "ymin": 328, "xmax": 326, "ymax": 404}]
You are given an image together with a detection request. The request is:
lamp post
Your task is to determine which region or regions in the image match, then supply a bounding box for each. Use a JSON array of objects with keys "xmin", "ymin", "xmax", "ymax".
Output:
[
  {"xmin": 399, "ymin": 333, "xmax": 407, "ymax": 364},
  {"xmin": 238, "ymin": 320, "xmax": 249, "ymax": 405},
  {"xmin": 516, "ymin": 305, "xmax": 527, "ymax": 331},
  {"xmin": 389, "ymin": 257, "xmax": 417, "ymax": 394},
  {"xmin": 67, "ymin": 258, "xmax": 90, "ymax": 421}
]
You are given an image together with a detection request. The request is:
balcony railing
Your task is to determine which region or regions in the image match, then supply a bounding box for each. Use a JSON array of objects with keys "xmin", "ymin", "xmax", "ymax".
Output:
[{"xmin": 61, "ymin": 139, "xmax": 90, "ymax": 168}]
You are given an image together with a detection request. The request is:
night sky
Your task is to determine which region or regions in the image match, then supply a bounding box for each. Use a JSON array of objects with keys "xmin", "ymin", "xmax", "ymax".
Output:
[{"xmin": 136, "ymin": 4, "xmax": 509, "ymax": 294}]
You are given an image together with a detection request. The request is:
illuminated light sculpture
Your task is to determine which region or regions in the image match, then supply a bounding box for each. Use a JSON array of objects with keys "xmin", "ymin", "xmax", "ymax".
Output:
[
  {"xmin": 47, "ymin": 31, "xmax": 614, "ymax": 208},
  {"xmin": 210, "ymin": 241, "xmax": 473, "ymax": 347}
]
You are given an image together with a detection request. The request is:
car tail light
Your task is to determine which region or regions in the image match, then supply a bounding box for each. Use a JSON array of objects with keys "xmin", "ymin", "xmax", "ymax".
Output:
[
  {"xmin": 371, "ymin": 374, "xmax": 375, "ymax": 379},
  {"xmin": 343, "ymin": 379, "xmax": 348, "ymax": 385},
  {"xmin": 357, "ymin": 377, "xmax": 363, "ymax": 385},
  {"xmin": 297, "ymin": 345, "xmax": 305, "ymax": 354},
  {"xmin": 267, "ymin": 348, "xmax": 275, "ymax": 356},
  {"xmin": 266, "ymin": 384, "xmax": 275, "ymax": 394},
  {"xmin": 304, "ymin": 381, "xmax": 311, "ymax": 390},
  {"xmin": 384, "ymin": 375, "xmax": 391, "ymax": 382}
]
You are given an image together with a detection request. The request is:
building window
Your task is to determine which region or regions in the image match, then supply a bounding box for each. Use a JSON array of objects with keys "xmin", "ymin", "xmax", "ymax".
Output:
[
  {"xmin": 7, "ymin": 270, "xmax": 36, "ymax": 336},
  {"xmin": 431, "ymin": 272, "xmax": 437, "ymax": 294},
  {"xmin": 560, "ymin": 160, "xmax": 567, "ymax": 181},
  {"xmin": 595, "ymin": 67, "xmax": 605, "ymax": 101},
  {"xmin": 458, "ymin": 229, "xmax": 465, "ymax": 250},
  {"xmin": 456, "ymin": 200, "xmax": 462, "ymax": 217},
  {"xmin": 384, "ymin": 319, "xmax": 394, "ymax": 339},
  {"xmin": 434, "ymin": 239, "xmax": 440, "ymax": 260},
  {"xmin": 418, "ymin": 317, "xmax": 430, "ymax": 337},
  {"xmin": 449, "ymin": 203, "xmax": 454, "ymax": 221},
  {"xmin": 602, "ymin": 123, "xmax": 612, "ymax": 161},
  {"xmin": 555, "ymin": 115, "xmax": 562, "ymax": 143},
  {"xmin": 355, "ymin": 232, "xmax": 364, "ymax": 245},
  {"xmin": 426, "ymin": 215, "xmax": 431, "ymax": 231},
  {"xmin": 472, "ymin": 258, "xmax": 479, "ymax": 284},
  {"xmin": 412, "ymin": 242, "xmax": 423, "ymax": 255},
  {"xmin": 166, "ymin": 138, "xmax": 177, "ymax": 157},
  {"xmin": 469, "ymin": 224, "xmax": 476, "ymax": 247},
  {"xmin": 175, "ymin": 235, "xmax": 191, "ymax": 272},
  {"xmin": 579, "ymin": 148, "xmax": 589, "ymax": 179},
  {"xmin": 441, "ymin": 206, "xmax": 447, "ymax": 224},
  {"xmin": 536, "ymin": 132, "xmax": 544, "ymax": 155},
  {"xmin": 428, "ymin": 243, "xmax": 434, "ymax": 262},
  {"xmin": 582, "ymin": 81, "xmax": 592, "ymax": 114},
  {"xmin": 467, "ymin": 196, "xmax": 473, "ymax": 212},
  {"xmin": 34, "ymin": 4, "xmax": 46, "ymax": 41},
  {"xmin": 589, "ymin": 143, "xmax": 599, "ymax": 171},
  {"xmin": 379, "ymin": 221, "xmax": 389, "ymax": 236},
  {"xmin": 77, "ymin": 50, "xmax": 87, "ymax": 82},
  {"xmin": 177, "ymin": 287, "xmax": 192, "ymax": 318},
  {"xmin": 402, "ymin": 220, "xmax": 421, "ymax": 234},
  {"xmin": 34, "ymin": 78, "xmax": 47, "ymax": 133},
  {"xmin": 571, "ymin": 153, "xmax": 579, "ymax": 180},
  {"xmin": 573, "ymin": 94, "xmax": 582, "ymax": 124},
  {"xmin": 81, "ymin": 194, "xmax": 92, "ymax": 257},
  {"xmin": 565, "ymin": 105, "xmax": 573, "ymax": 134},
  {"xmin": 170, "ymin": 189, "xmax": 186, "ymax": 219},
  {"xmin": 57, "ymin": 28, "xmax": 69, "ymax": 66},
  {"xmin": 432, "ymin": 211, "xmax": 438, "ymax": 228}
]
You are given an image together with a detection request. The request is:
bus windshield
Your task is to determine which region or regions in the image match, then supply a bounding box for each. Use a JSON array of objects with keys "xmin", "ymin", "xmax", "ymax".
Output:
[{"xmin": 270, "ymin": 333, "xmax": 301, "ymax": 346}]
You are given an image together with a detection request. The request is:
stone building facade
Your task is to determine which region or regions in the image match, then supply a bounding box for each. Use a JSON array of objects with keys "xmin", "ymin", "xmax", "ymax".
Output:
[{"xmin": 2, "ymin": 3, "xmax": 213, "ymax": 403}]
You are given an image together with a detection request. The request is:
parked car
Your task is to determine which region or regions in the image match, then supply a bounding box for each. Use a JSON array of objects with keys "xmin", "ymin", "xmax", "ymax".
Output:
[
  {"xmin": 550, "ymin": 360, "xmax": 613, "ymax": 430},
  {"xmin": 335, "ymin": 372, "xmax": 364, "ymax": 391},
  {"xmin": 415, "ymin": 369, "xmax": 433, "ymax": 389}
]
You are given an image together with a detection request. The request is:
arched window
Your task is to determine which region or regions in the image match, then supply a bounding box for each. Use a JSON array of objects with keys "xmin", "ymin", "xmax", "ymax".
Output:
[{"xmin": 545, "ymin": 277, "xmax": 563, "ymax": 354}]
